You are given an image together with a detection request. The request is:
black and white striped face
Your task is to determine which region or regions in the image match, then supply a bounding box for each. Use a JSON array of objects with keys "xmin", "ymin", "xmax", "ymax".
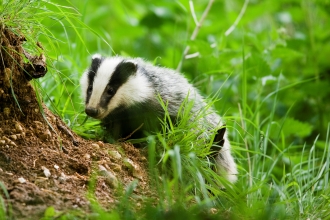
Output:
[{"xmin": 80, "ymin": 55, "xmax": 153, "ymax": 119}]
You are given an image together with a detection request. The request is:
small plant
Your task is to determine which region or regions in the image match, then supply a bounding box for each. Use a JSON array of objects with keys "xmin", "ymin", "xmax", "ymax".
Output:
[{"xmin": 0, "ymin": 181, "xmax": 11, "ymax": 220}]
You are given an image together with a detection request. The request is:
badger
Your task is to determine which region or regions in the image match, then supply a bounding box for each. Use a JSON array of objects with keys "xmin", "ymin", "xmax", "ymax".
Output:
[{"xmin": 80, "ymin": 54, "xmax": 237, "ymax": 183}]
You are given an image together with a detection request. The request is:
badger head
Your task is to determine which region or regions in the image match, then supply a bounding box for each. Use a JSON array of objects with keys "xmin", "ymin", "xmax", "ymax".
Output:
[{"xmin": 80, "ymin": 54, "xmax": 153, "ymax": 119}]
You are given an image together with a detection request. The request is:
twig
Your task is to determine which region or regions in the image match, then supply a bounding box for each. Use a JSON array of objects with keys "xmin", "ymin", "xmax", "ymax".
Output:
[
  {"xmin": 118, "ymin": 123, "xmax": 144, "ymax": 142},
  {"xmin": 33, "ymin": 159, "xmax": 38, "ymax": 168},
  {"xmin": 189, "ymin": 0, "xmax": 198, "ymax": 26},
  {"xmin": 177, "ymin": 0, "xmax": 215, "ymax": 71},
  {"xmin": 225, "ymin": 0, "xmax": 249, "ymax": 36},
  {"xmin": 56, "ymin": 119, "xmax": 79, "ymax": 146}
]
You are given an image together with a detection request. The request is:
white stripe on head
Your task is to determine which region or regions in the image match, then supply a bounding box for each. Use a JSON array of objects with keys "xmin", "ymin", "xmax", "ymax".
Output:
[
  {"xmin": 80, "ymin": 69, "xmax": 89, "ymax": 101},
  {"xmin": 87, "ymin": 56, "xmax": 123, "ymax": 108}
]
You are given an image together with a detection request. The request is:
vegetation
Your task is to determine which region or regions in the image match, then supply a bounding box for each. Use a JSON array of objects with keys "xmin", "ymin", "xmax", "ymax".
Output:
[{"xmin": 1, "ymin": 0, "xmax": 330, "ymax": 219}]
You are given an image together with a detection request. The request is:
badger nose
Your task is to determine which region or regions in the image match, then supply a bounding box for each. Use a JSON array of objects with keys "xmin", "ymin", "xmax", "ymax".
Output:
[{"xmin": 85, "ymin": 107, "xmax": 99, "ymax": 117}]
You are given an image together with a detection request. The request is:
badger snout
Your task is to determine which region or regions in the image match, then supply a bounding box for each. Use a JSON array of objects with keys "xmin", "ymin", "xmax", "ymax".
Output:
[{"xmin": 85, "ymin": 107, "xmax": 99, "ymax": 118}]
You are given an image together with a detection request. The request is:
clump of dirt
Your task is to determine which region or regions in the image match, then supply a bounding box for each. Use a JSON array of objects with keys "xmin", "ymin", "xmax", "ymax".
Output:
[{"xmin": 0, "ymin": 27, "xmax": 150, "ymax": 219}]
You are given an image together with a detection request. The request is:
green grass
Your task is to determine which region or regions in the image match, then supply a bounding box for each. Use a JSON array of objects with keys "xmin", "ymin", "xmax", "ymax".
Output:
[
  {"xmin": 1, "ymin": 0, "xmax": 330, "ymax": 219},
  {"xmin": 0, "ymin": 181, "xmax": 11, "ymax": 219}
]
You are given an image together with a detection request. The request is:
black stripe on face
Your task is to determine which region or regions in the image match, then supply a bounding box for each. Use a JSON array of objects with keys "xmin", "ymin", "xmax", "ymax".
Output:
[
  {"xmin": 86, "ymin": 56, "xmax": 103, "ymax": 104},
  {"xmin": 99, "ymin": 60, "xmax": 137, "ymax": 109}
]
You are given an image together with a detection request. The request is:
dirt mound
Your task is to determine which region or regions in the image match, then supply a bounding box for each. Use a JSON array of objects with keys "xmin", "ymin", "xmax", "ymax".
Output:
[{"xmin": 0, "ymin": 27, "xmax": 150, "ymax": 219}]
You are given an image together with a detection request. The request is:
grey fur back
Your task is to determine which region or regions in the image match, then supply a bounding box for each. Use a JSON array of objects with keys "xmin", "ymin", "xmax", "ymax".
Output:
[{"xmin": 133, "ymin": 58, "xmax": 222, "ymax": 130}]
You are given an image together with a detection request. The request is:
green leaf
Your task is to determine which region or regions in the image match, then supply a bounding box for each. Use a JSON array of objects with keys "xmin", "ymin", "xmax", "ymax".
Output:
[
  {"xmin": 271, "ymin": 47, "xmax": 305, "ymax": 61},
  {"xmin": 43, "ymin": 206, "xmax": 56, "ymax": 219},
  {"xmin": 245, "ymin": 52, "xmax": 272, "ymax": 78},
  {"xmin": 282, "ymin": 117, "xmax": 313, "ymax": 138}
]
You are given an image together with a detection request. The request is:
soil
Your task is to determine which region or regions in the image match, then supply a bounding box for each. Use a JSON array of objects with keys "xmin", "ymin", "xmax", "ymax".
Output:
[{"xmin": 0, "ymin": 27, "xmax": 150, "ymax": 219}]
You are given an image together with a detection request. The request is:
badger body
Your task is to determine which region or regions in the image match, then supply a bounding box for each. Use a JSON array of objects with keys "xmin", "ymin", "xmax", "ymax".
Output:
[{"xmin": 80, "ymin": 55, "xmax": 237, "ymax": 183}]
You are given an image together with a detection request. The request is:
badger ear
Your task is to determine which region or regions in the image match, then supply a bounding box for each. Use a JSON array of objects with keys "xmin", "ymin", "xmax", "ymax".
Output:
[
  {"xmin": 111, "ymin": 59, "xmax": 138, "ymax": 83},
  {"xmin": 92, "ymin": 54, "xmax": 102, "ymax": 60},
  {"xmin": 121, "ymin": 60, "xmax": 138, "ymax": 74},
  {"xmin": 90, "ymin": 54, "xmax": 102, "ymax": 73}
]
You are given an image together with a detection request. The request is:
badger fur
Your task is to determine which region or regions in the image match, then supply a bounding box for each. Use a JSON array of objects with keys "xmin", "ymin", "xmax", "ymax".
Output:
[{"xmin": 80, "ymin": 54, "xmax": 237, "ymax": 183}]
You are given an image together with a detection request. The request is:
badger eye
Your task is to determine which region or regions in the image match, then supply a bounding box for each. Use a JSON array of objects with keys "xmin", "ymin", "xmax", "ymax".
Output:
[
  {"xmin": 106, "ymin": 86, "xmax": 114, "ymax": 96},
  {"xmin": 87, "ymin": 85, "xmax": 93, "ymax": 94}
]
